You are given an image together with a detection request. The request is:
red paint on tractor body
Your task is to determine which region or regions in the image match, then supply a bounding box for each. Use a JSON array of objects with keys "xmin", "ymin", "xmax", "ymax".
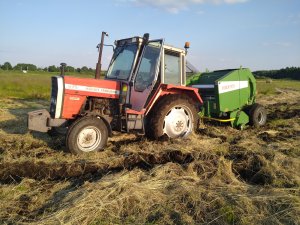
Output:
[
  {"xmin": 161, "ymin": 84, "xmax": 203, "ymax": 103},
  {"xmin": 62, "ymin": 94, "xmax": 86, "ymax": 119},
  {"xmin": 64, "ymin": 76, "xmax": 120, "ymax": 99},
  {"xmin": 145, "ymin": 84, "xmax": 203, "ymax": 115},
  {"xmin": 61, "ymin": 76, "xmax": 121, "ymax": 119}
]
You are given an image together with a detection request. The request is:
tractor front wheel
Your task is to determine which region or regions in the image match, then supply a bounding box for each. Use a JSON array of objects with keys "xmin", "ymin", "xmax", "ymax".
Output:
[
  {"xmin": 146, "ymin": 95, "xmax": 198, "ymax": 139},
  {"xmin": 48, "ymin": 126, "xmax": 67, "ymax": 137},
  {"xmin": 66, "ymin": 117, "xmax": 108, "ymax": 154}
]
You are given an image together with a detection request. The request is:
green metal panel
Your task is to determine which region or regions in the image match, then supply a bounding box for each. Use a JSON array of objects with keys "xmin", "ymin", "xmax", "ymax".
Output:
[
  {"xmin": 199, "ymin": 69, "xmax": 236, "ymax": 83},
  {"xmin": 217, "ymin": 70, "xmax": 240, "ymax": 112},
  {"xmin": 230, "ymin": 110, "xmax": 249, "ymax": 129},
  {"xmin": 186, "ymin": 73, "xmax": 201, "ymax": 86},
  {"xmin": 187, "ymin": 68, "xmax": 257, "ymax": 128},
  {"xmin": 216, "ymin": 69, "xmax": 256, "ymax": 112}
]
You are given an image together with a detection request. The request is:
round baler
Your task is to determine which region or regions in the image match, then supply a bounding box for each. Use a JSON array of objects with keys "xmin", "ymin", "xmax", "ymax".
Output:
[{"xmin": 187, "ymin": 68, "xmax": 267, "ymax": 129}]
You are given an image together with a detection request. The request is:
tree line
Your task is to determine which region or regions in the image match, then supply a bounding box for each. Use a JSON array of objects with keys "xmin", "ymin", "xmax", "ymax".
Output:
[
  {"xmin": 1, "ymin": 61, "xmax": 299, "ymax": 80},
  {"xmin": 0, "ymin": 62, "xmax": 96, "ymax": 73},
  {"xmin": 253, "ymin": 67, "xmax": 300, "ymax": 80}
]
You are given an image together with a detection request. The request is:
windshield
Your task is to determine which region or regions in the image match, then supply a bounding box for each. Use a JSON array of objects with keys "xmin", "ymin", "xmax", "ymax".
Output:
[{"xmin": 106, "ymin": 44, "xmax": 138, "ymax": 80}]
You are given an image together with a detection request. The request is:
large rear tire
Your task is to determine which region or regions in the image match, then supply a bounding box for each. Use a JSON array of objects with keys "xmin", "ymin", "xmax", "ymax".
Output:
[
  {"xmin": 249, "ymin": 103, "xmax": 267, "ymax": 127},
  {"xmin": 146, "ymin": 95, "xmax": 198, "ymax": 139},
  {"xmin": 66, "ymin": 117, "xmax": 108, "ymax": 154}
]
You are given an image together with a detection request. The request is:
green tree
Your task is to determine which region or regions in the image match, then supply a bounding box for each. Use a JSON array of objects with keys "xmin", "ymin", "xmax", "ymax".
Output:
[
  {"xmin": 1, "ymin": 62, "xmax": 13, "ymax": 70},
  {"xmin": 66, "ymin": 66, "xmax": 75, "ymax": 72},
  {"xmin": 81, "ymin": 66, "xmax": 88, "ymax": 72},
  {"xmin": 14, "ymin": 63, "xmax": 37, "ymax": 71},
  {"xmin": 48, "ymin": 65, "xmax": 59, "ymax": 72},
  {"xmin": 254, "ymin": 67, "xmax": 300, "ymax": 80}
]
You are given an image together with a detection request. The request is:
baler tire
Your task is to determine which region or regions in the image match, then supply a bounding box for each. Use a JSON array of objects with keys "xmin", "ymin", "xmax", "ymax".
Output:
[
  {"xmin": 249, "ymin": 103, "xmax": 267, "ymax": 127},
  {"xmin": 146, "ymin": 95, "xmax": 199, "ymax": 139},
  {"xmin": 66, "ymin": 116, "xmax": 108, "ymax": 154}
]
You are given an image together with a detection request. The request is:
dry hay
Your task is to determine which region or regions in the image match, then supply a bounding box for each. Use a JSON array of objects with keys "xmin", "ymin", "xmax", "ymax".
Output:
[{"xmin": 0, "ymin": 89, "xmax": 300, "ymax": 224}]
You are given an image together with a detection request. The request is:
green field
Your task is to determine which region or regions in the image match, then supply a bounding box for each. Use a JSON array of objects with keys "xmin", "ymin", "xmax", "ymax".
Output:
[
  {"xmin": 0, "ymin": 70, "xmax": 96, "ymax": 99},
  {"xmin": 256, "ymin": 78, "xmax": 300, "ymax": 95},
  {"xmin": 1, "ymin": 70, "xmax": 300, "ymax": 100}
]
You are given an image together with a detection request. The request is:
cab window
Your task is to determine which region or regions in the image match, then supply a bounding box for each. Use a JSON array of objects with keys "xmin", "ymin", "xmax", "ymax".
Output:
[
  {"xmin": 134, "ymin": 41, "xmax": 161, "ymax": 92},
  {"xmin": 164, "ymin": 50, "xmax": 181, "ymax": 85}
]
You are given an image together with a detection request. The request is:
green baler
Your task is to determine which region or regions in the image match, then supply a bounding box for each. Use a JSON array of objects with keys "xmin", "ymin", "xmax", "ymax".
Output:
[{"xmin": 187, "ymin": 68, "xmax": 267, "ymax": 129}]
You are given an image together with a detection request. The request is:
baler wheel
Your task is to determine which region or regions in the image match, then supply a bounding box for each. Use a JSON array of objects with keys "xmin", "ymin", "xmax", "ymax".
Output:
[
  {"xmin": 66, "ymin": 116, "xmax": 108, "ymax": 154},
  {"xmin": 146, "ymin": 95, "xmax": 198, "ymax": 139},
  {"xmin": 249, "ymin": 103, "xmax": 267, "ymax": 127}
]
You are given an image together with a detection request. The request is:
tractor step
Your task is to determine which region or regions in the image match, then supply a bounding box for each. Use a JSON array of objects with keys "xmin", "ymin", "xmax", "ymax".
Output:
[{"xmin": 126, "ymin": 114, "xmax": 144, "ymax": 134}]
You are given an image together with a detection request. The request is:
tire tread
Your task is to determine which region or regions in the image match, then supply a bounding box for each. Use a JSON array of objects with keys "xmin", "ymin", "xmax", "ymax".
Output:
[{"xmin": 145, "ymin": 95, "xmax": 198, "ymax": 139}]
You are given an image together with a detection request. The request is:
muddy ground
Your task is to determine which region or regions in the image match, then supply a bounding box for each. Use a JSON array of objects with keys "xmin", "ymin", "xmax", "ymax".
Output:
[{"xmin": 0, "ymin": 88, "xmax": 299, "ymax": 224}]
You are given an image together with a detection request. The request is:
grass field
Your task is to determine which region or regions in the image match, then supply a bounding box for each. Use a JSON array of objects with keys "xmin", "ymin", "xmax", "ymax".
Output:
[
  {"xmin": 0, "ymin": 70, "xmax": 96, "ymax": 99},
  {"xmin": 256, "ymin": 78, "xmax": 300, "ymax": 95},
  {"xmin": 0, "ymin": 71, "xmax": 299, "ymax": 224},
  {"xmin": 1, "ymin": 70, "xmax": 299, "ymax": 99}
]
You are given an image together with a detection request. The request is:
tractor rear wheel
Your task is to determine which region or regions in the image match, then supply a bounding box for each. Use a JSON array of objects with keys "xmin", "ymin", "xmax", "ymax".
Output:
[
  {"xmin": 146, "ymin": 95, "xmax": 198, "ymax": 139},
  {"xmin": 66, "ymin": 116, "xmax": 108, "ymax": 154},
  {"xmin": 249, "ymin": 103, "xmax": 267, "ymax": 127}
]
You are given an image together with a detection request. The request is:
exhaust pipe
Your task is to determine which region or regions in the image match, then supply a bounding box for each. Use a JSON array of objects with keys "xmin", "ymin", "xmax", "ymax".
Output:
[
  {"xmin": 60, "ymin": 63, "xmax": 66, "ymax": 76},
  {"xmin": 95, "ymin": 31, "xmax": 108, "ymax": 79}
]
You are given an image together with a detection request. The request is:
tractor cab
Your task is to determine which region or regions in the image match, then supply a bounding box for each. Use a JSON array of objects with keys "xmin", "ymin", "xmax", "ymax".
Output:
[{"xmin": 105, "ymin": 34, "xmax": 188, "ymax": 112}]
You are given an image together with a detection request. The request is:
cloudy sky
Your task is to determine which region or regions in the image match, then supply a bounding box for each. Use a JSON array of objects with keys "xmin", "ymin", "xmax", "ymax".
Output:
[{"xmin": 0, "ymin": 0, "xmax": 299, "ymax": 71}]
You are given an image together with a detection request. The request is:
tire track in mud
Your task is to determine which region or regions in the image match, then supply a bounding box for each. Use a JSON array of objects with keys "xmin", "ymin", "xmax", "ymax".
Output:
[
  {"xmin": 0, "ymin": 150, "xmax": 194, "ymax": 183},
  {"xmin": 266, "ymin": 102, "xmax": 300, "ymax": 120}
]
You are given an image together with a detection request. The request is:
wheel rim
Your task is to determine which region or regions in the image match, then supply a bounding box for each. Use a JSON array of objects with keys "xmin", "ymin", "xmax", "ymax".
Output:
[
  {"xmin": 257, "ymin": 111, "xmax": 265, "ymax": 124},
  {"xmin": 163, "ymin": 105, "xmax": 193, "ymax": 138},
  {"xmin": 77, "ymin": 126, "xmax": 102, "ymax": 152}
]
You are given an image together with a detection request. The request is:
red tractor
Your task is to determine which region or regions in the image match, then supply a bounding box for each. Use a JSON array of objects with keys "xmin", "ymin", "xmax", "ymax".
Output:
[{"xmin": 28, "ymin": 32, "xmax": 203, "ymax": 154}]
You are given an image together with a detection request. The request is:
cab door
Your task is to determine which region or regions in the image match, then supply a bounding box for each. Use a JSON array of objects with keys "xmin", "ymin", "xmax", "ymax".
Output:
[{"xmin": 129, "ymin": 40, "xmax": 163, "ymax": 112}]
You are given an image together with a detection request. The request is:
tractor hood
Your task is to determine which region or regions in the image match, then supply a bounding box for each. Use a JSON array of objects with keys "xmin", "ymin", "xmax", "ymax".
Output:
[{"xmin": 64, "ymin": 76, "xmax": 121, "ymax": 99}]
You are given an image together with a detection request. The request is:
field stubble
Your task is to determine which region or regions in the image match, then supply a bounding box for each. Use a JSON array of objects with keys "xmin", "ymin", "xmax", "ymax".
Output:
[{"xmin": 0, "ymin": 79, "xmax": 300, "ymax": 224}]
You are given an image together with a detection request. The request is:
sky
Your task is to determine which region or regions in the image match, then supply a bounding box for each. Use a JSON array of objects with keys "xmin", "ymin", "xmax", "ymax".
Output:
[{"xmin": 0, "ymin": 0, "xmax": 299, "ymax": 71}]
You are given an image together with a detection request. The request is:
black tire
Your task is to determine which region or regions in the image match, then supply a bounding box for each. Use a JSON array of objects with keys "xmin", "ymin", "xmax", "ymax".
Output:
[
  {"xmin": 146, "ymin": 95, "xmax": 199, "ymax": 139},
  {"xmin": 66, "ymin": 116, "xmax": 108, "ymax": 154},
  {"xmin": 249, "ymin": 103, "xmax": 267, "ymax": 127},
  {"xmin": 47, "ymin": 127, "xmax": 67, "ymax": 137}
]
